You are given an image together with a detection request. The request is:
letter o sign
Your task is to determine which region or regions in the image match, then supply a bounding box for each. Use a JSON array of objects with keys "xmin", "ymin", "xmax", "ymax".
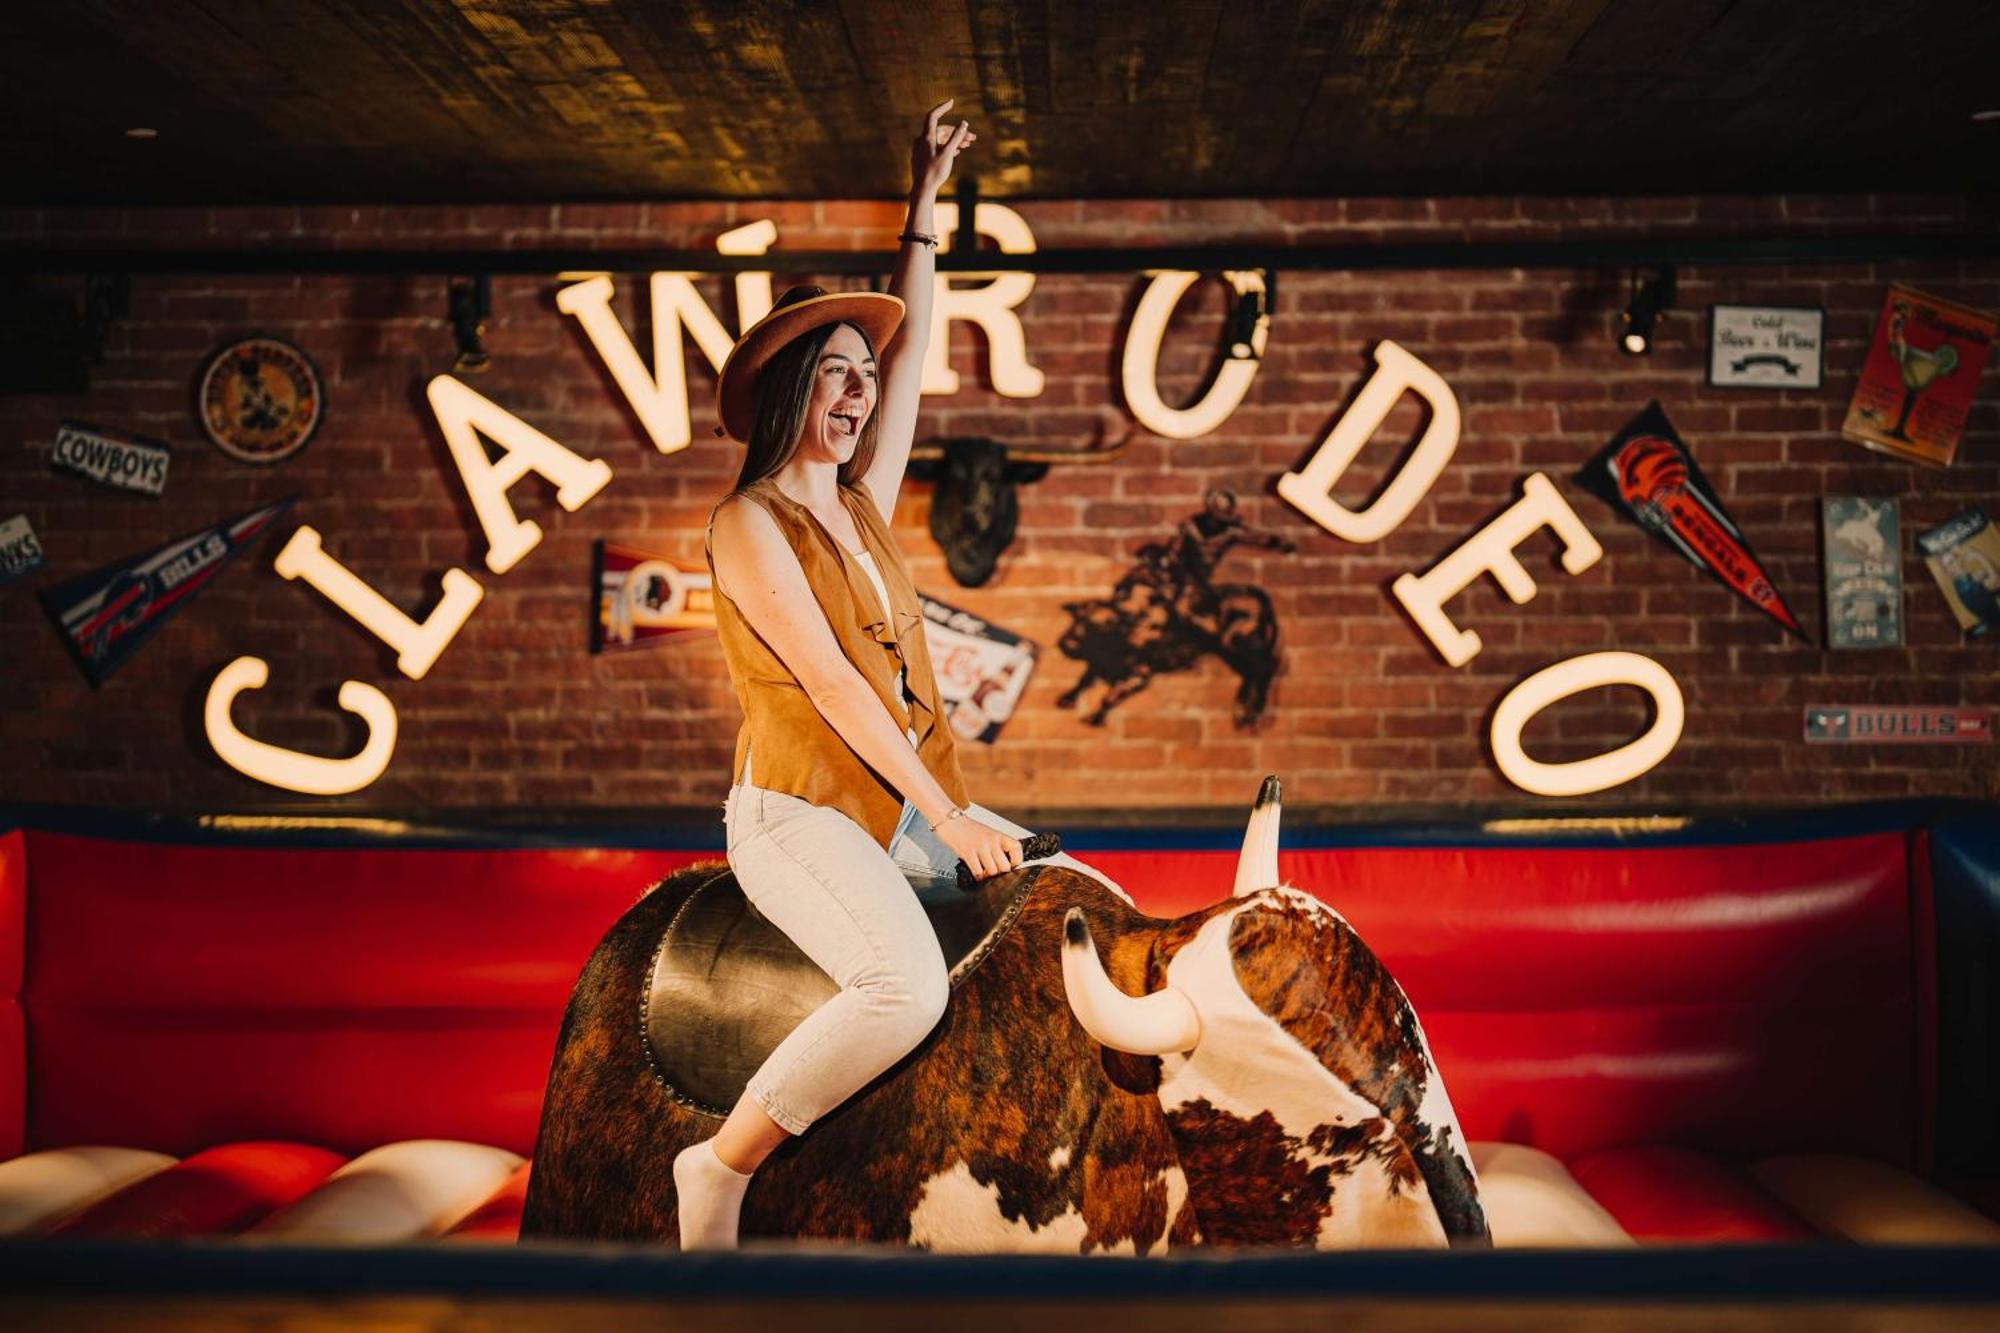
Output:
[{"xmin": 1490, "ymin": 652, "xmax": 1684, "ymax": 797}]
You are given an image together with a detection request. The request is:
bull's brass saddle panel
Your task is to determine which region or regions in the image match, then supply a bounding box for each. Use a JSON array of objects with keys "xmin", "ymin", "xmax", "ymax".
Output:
[{"xmin": 643, "ymin": 866, "xmax": 1040, "ymax": 1115}]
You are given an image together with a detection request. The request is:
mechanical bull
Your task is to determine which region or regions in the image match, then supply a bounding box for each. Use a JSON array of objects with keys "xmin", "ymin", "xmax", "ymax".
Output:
[{"xmin": 520, "ymin": 779, "xmax": 1487, "ymax": 1250}]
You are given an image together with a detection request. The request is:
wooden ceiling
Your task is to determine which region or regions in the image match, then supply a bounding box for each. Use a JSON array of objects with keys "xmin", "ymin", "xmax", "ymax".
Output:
[{"xmin": 4, "ymin": 0, "xmax": 1997, "ymax": 205}]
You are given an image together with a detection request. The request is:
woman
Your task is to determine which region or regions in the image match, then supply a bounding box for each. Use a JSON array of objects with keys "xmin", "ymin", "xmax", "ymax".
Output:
[{"xmin": 677, "ymin": 99, "xmax": 1121, "ymax": 1250}]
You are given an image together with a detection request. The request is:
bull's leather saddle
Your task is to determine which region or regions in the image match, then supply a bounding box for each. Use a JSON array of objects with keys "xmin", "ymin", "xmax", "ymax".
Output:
[{"xmin": 643, "ymin": 862, "xmax": 1041, "ymax": 1115}]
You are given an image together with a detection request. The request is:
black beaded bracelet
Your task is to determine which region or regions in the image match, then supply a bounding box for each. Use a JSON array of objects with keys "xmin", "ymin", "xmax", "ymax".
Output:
[{"xmin": 897, "ymin": 229, "xmax": 938, "ymax": 249}]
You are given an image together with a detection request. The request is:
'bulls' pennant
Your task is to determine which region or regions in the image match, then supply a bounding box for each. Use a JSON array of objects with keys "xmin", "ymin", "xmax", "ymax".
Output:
[
  {"xmin": 1575, "ymin": 402, "xmax": 1805, "ymax": 640},
  {"xmin": 40, "ymin": 497, "xmax": 297, "ymax": 686}
]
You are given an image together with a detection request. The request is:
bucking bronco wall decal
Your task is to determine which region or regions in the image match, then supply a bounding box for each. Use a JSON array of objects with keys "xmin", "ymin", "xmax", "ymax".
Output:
[
  {"xmin": 1056, "ymin": 490, "xmax": 1292, "ymax": 729},
  {"xmin": 521, "ymin": 779, "xmax": 1487, "ymax": 1251}
]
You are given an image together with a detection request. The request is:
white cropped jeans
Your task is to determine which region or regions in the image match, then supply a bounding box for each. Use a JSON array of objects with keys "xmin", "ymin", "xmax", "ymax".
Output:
[{"xmin": 723, "ymin": 743, "xmax": 1123, "ymax": 1135}]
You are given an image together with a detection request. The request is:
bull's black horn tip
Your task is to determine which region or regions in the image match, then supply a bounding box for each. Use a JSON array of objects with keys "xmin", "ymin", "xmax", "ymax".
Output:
[
  {"xmin": 1064, "ymin": 908, "xmax": 1088, "ymax": 946},
  {"xmin": 1257, "ymin": 774, "xmax": 1282, "ymax": 806}
]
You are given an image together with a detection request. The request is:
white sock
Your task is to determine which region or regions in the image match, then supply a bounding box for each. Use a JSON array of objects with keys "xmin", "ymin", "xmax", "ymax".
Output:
[{"xmin": 673, "ymin": 1139, "xmax": 754, "ymax": 1251}]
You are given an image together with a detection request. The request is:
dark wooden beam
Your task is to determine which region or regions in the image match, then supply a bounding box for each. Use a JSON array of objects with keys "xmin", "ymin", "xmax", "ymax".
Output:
[
  {"xmin": 0, "ymin": 1, "xmax": 1996, "ymax": 203},
  {"xmin": 6, "ymin": 230, "xmax": 1998, "ymax": 276}
]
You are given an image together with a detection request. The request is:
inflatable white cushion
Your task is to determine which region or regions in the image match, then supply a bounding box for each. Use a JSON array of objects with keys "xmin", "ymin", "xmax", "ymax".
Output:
[
  {"xmin": 1751, "ymin": 1155, "xmax": 2000, "ymax": 1245},
  {"xmin": 1468, "ymin": 1141, "xmax": 1635, "ymax": 1247},
  {"xmin": 0, "ymin": 1145, "xmax": 178, "ymax": 1236},
  {"xmin": 249, "ymin": 1139, "xmax": 524, "ymax": 1244}
]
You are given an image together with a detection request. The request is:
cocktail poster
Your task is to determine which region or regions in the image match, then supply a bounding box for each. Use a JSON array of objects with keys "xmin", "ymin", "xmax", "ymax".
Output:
[
  {"xmin": 918, "ymin": 593, "xmax": 1038, "ymax": 744},
  {"xmin": 1916, "ymin": 507, "xmax": 2000, "ymax": 639},
  {"xmin": 1840, "ymin": 284, "xmax": 1996, "ymax": 468},
  {"xmin": 1575, "ymin": 401, "xmax": 1806, "ymax": 640},
  {"xmin": 590, "ymin": 541, "xmax": 715, "ymax": 652},
  {"xmin": 1821, "ymin": 497, "xmax": 1902, "ymax": 649}
]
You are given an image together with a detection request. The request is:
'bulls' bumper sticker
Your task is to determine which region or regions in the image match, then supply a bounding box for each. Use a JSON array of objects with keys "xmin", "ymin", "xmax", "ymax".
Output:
[
  {"xmin": 1575, "ymin": 401, "xmax": 1805, "ymax": 640},
  {"xmin": 39, "ymin": 497, "xmax": 296, "ymax": 686}
]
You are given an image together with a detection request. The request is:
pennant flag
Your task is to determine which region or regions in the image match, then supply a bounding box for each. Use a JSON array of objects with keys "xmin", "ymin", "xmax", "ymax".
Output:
[
  {"xmin": 1575, "ymin": 402, "xmax": 1804, "ymax": 640},
  {"xmin": 40, "ymin": 497, "xmax": 297, "ymax": 686},
  {"xmin": 591, "ymin": 540, "xmax": 715, "ymax": 652}
]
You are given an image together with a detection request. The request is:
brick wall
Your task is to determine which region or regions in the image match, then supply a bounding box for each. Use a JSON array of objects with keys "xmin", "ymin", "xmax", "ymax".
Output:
[{"xmin": 2, "ymin": 193, "xmax": 1996, "ymax": 815}]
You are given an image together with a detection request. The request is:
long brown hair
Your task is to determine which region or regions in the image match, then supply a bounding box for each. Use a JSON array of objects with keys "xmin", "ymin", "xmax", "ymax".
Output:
[{"xmin": 733, "ymin": 321, "xmax": 881, "ymax": 491}]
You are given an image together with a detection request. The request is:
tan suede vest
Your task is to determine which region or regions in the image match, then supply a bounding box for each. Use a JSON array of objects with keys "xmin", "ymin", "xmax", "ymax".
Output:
[{"xmin": 704, "ymin": 475, "xmax": 969, "ymax": 849}]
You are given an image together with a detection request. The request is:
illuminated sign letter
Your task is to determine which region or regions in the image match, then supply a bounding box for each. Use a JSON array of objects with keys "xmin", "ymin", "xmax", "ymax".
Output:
[
  {"xmin": 1277, "ymin": 340, "xmax": 1460, "ymax": 543},
  {"xmin": 204, "ymin": 656, "xmax": 398, "ymax": 795},
  {"xmin": 554, "ymin": 222, "xmax": 769, "ymax": 455},
  {"xmin": 716, "ymin": 218, "xmax": 778, "ymax": 329},
  {"xmin": 427, "ymin": 375, "xmax": 613, "ymax": 575},
  {"xmin": 1490, "ymin": 652, "xmax": 1684, "ymax": 796},
  {"xmin": 925, "ymin": 202, "xmax": 1045, "ymax": 397},
  {"xmin": 1390, "ymin": 473, "xmax": 1604, "ymax": 667},
  {"xmin": 273, "ymin": 526, "xmax": 484, "ymax": 680},
  {"xmin": 1121, "ymin": 270, "xmax": 1267, "ymax": 439}
]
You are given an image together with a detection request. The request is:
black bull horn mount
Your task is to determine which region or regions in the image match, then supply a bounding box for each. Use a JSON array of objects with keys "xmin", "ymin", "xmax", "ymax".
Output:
[
  {"xmin": 906, "ymin": 420, "xmax": 1135, "ymax": 587},
  {"xmin": 521, "ymin": 782, "xmax": 1489, "ymax": 1251}
]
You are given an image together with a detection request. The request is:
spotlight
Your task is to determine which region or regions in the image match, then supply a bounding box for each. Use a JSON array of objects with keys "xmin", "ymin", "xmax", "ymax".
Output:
[
  {"xmin": 1226, "ymin": 269, "xmax": 1274, "ymax": 361},
  {"xmin": 448, "ymin": 275, "xmax": 491, "ymax": 373},
  {"xmin": 1619, "ymin": 265, "xmax": 1675, "ymax": 356}
]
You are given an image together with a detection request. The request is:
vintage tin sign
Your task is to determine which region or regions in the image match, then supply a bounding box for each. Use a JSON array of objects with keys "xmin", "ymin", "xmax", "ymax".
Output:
[
  {"xmin": 1821, "ymin": 497, "xmax": 1902, "ymax": 648},
  {"xmin": 1709, "ymin": 305, "xmax": 1824, "ymax": 389},
  {"xmin": 1840, "ymin": 285, "xmax": 1996, "ymax": 469},
  {"xmin": 1917, "ymin": 506, "xmax": 2000, "ymax": 638},
  {"xmin": 0, "ymin": 514, "xmax": 44, "ymax": 587},
  {"xmin": 1805, "ymin": 706, "xmax": 1992, "ymax": 745},
  {"xmin": 50, "ymin": 421, "xmax": 172, "ymax": 496},
  {"xmin": 919, "ymin": 593, "xmax": 1039, "ymax": 744},
  {"xmin": 197, "ymin": 337, "xmax": 325, "ymax": 465}
]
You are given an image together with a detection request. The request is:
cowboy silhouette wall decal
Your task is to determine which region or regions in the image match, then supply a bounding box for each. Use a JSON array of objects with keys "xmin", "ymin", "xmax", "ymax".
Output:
[{"xmin": 1057, "ymin": 490, "xmax": 1291, "ymax": 728}]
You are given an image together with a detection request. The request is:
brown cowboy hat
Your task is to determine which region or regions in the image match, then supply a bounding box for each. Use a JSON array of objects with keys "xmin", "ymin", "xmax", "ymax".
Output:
[{"xmin": 714, "ymin": 284, "xmax": 905, "ymax": 443}]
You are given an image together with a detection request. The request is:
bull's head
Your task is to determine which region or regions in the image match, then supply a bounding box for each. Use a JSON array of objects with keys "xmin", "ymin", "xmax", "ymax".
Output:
[
  {"xmin": 907, "ymin": 420, "xmax": 1134, "ymax": 587},
  {"xmin": 1060, "ymin": 777, "xmax": 1488, "ymax": 1246}
]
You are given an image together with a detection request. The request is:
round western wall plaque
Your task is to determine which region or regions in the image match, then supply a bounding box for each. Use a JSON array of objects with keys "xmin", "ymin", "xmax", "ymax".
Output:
[{"xmin": 196, "ymin": 336, "xmax": 324, "ymax": 464}]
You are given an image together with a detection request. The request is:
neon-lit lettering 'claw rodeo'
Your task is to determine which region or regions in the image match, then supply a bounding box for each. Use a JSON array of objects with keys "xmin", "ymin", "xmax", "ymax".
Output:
[{"xmin": 0, "ymin": 3, "xmax": 1997, "ymax": 1328}]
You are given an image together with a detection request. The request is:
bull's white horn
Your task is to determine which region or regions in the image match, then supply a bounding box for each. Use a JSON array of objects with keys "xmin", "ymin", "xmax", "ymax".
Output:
[
  {"xmin": 1232, "ymin": 774, "xmax": 1282, "ymax": 897},
  {"xmin": 1061, "ymin": 909, "xmax": 1201, "ymax": 1055}
]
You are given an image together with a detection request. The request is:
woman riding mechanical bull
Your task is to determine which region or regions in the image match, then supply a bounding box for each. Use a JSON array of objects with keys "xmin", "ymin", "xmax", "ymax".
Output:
[{"xmin": 521, "ymin": 100, "xmax": 1488, "ymax": 1252}]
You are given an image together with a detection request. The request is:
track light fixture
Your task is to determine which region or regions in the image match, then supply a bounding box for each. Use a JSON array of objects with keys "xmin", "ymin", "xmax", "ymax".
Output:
[
  {"xmin": 448, "ymin": 274, "xmax": 491, "ymax": 372},
  {"xmin": 1226, "ymin": 269, "xmax": 1274, "ymax": 361},
  {"xmin": 1619, "ymin": 265, "xmax": 1676, "ymax": 356}
]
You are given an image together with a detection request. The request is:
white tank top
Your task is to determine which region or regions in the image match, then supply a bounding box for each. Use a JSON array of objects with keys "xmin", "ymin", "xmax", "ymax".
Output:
[{"xmin": 853, "ymin": 549, "xmax": 919, "ymax": 749}]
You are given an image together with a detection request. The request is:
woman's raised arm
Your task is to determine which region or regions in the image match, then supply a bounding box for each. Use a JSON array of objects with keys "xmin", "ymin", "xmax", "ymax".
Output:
[{"xmin": 861, "ymin": 98, "xmax": 976, "ymax": 523}]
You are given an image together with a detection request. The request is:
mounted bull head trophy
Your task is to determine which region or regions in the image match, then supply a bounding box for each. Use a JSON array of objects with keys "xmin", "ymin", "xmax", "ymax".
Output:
[
  {"xmin": 523, "ymin": 777, "xmax": 1489, "ymax": 1252},
  {"xmin": 906, "ymin": 420, "xmax": 1135, "ymax": 586}
]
